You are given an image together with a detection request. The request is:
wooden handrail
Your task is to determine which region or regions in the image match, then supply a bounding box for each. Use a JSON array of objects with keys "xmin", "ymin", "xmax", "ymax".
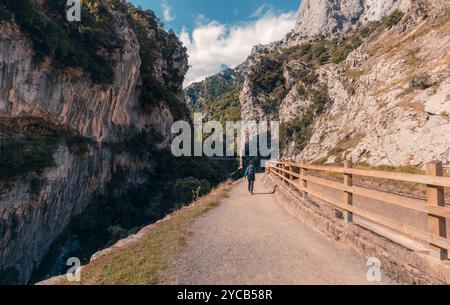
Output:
[
  {"xmin": 270, "ymin": 161, "xmax": 450, "ymax": 188},
  {"xmin": 272, "ymin": 165, "xmax": 450, "ymax": 219},
  {"xmin": 267, "ymin": 160, "xmax": 450, "ymax": 260}
]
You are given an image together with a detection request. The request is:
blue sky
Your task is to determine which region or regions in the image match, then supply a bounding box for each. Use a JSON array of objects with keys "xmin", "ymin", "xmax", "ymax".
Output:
[
  {"xmin": 129, "ymin": 1, "xmax": 301, "ymax": 85},
  {"xmin": 130, "ymin": 0, "xmax": 299, "ymax": 33}
]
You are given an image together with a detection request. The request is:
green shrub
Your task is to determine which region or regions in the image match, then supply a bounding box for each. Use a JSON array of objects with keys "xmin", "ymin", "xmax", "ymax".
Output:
[
  {"xmin": 331, "ymin": 47, "xmax": 351, "ymax": 64},
  {"xmin": 107, "ymin": 225, "xmax": 129, "ymax": 243},
  {"xmin": 313, "ymin": 40, "xmax": 328, "ymax": 58},
  {"xmin": 297, "ymin": 69, "xmax": 318, "ymax": 85},
  {"xmin": 0, "ymin": 6, "xmax": 11, "ymax": 21},
  {"xmin": 318, "ymin": 52, "xmax": 331, "ymax": 65},
  {"xmin": 410, "ymin": 73, "xmax": 432, "ymax": 90},
  {"xmin": 382, "ymin": 10, "xmax": 405, "ymax": 28},
  {"xmin": 359, "ymin": 22, "xmax": 380, "ymax": 38},
  {"xmin": 201, "ymin": 87, "xmax": 242, "ymax": 124},
  {"xmin": 359, "ymin": 26, "xmax": 372, "ymax": 38},
  {"xmin": 0, "ymin": 136, "xmax": 57, "ymax": 180},
  {"xmin": 280, "ymin": 84, "xmax": 329, "ymax": 151},
  {"xmin": 174, "ymin": 177, "xmax": 211, "ymax": 204}
]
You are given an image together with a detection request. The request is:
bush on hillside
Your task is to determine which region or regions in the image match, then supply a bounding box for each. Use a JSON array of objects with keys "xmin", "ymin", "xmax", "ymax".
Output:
[
  {"xmin": 410, "ymin": 73, "xmax": 433, "ymax": 90},
  {"xmin": 382, "ymin": 10, "xmax": 405, "ymax": 28}
]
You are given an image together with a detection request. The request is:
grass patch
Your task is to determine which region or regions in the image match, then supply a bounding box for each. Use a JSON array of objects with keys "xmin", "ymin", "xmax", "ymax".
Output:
[
  {"xmin": 346, "ymin": 67, "xmax": 367, "ymax": 79},
  {"xmin": 404, "ymin": 49, "xmax": 421, "ymax": 67},
  {"xmin": 49, "ymin": 182, "xmax": 233, "ymax": 285}
]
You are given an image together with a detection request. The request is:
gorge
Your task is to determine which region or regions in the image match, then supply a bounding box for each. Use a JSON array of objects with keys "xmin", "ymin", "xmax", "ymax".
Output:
[
  {"xmin": 0, "ymin": 0, "xmax": 449, "ymax": 285},
  {"xmin": 0, "ymin": 0, "xmax": 235, "ymax": 284}
]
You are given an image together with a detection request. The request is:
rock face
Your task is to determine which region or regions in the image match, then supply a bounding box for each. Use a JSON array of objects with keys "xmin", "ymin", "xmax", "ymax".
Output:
[
  {"xmin": 0, "ymin": 17, "xmax": 187, "ymax": 143},
  {"xmin": 239, "ymin": 0, "xmax": 450, "ymax": 167},
  {"xmin": 0, "ymin": 2, "xmax": 188, "ymax": 284},
  {"xmin": 292, "ymin": 0, "xmax": 411, "ymax": 38},
  {"xmin": 0, "ymin": 145, "xmax": 153, "ymax": 284}
]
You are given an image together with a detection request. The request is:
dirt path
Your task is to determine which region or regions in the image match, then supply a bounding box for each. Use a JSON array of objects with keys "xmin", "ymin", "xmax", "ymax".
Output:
[{"xmin": 165, "ymin": 174, "xmax": 392, "ymax": 285}]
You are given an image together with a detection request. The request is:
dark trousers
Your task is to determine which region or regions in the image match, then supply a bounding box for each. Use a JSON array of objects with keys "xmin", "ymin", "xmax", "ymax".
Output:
[{"xmin": 248, "ymin": 179, "xmax": 255, "ymax": 193}]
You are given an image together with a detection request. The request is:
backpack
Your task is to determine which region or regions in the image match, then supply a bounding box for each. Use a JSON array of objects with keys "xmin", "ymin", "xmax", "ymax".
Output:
[{"xmin": 247, "ymin": 166, "xmax": 256, "ymax": 180}]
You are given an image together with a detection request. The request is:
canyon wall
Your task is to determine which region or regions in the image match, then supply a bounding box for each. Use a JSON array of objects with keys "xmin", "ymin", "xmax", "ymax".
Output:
[{"xmin": 0, "ymin": 1, "xmax": 188, "ymax": 283}]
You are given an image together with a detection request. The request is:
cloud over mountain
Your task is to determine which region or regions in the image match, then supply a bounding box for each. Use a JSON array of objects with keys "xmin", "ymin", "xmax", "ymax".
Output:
[{"xmin": 180, "ymin": 10, "xmax": 296, "ymax": 86}]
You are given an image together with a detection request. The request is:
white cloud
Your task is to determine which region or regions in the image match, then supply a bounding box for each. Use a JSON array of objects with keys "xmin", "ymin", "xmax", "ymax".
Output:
[
  {"xmin": 181, "ymin": 11, "xmax": 296, "ymax": 86},
  {"xmin": 195, "ymin": 14, "xmax": 209, "ymax": 25},
  {"xmin": 162, "ymin": 1, "xmax": 175, "ymax": 22},
  {"xmin": 251, "ymin": 4, "xmax": 273, "ymax": 18}
]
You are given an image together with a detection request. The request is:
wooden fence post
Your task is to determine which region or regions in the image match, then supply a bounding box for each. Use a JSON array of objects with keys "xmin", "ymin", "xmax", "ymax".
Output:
[
  {"xmin": 287, "ymin": 163, "xmax": 292, "ymax": 181},
  {"xmin": 292, "ymin": 164, "xmax": 300, "ymax": 181},
  {"xmin": 343, "ymin": 160, "xmax": 353, "ymax": 223},
  {"xmin": 426, "ymin": 161, "xmax": 448, "ymax": 260},
  {"xmin": 300, "ymin": 160, "xmax": 308, "ymax": 200}
]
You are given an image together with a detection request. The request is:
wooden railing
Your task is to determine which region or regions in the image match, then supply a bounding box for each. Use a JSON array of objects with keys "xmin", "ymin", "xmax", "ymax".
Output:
[{"xmin": 267, "ymin": 160, "xmax": 450, "ymax": 261}]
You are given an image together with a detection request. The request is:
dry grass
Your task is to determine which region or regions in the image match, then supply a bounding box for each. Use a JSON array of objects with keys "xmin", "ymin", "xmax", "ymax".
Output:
[
  {"xmin": 316, "ymin": 133, "xmax": 366, "ymax": 164},
  {"xmin": 404, "ymin": 49, "xmax": 421, "ymax": 67},
  {"xmin": 346, "ymin": 67, "xmax": 367, "ymax": 79},
  {"xmin": 49, "ymin": 182, "xmax": 234, "ymax": 285},
  {"xmin": 396, "ymin": 98, "xmax": 425, "ymax": 113}
]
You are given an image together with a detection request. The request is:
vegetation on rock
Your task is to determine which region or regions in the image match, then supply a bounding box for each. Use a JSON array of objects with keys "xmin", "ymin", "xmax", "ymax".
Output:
[
  {"xmin": 3, "ymin": 0, "xmax": 118, "ymax": 84},
  {"xmin": 280, "ymin": 84, "xmax": 329, "ymax": 151},
  {"xmin": 382, "ymin": 10, "xmax": 405, "ymax": 28}
]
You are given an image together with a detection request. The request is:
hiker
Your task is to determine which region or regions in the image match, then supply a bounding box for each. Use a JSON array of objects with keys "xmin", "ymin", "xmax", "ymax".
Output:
[{"xmin": 244, "ymin": 160, "xmax": 256, "ymax": 195}]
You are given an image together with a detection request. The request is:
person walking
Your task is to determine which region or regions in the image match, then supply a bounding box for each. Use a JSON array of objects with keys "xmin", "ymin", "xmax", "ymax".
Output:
[{"xmin": 244, "ymin": 160, "xmax": 256, "ymax": 195}]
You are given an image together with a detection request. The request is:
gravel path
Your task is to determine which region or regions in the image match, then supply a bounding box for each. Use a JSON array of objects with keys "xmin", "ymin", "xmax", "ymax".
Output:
[{"xmin": 165, "ymin": 174, "xmax": 391, "ymax": 285}]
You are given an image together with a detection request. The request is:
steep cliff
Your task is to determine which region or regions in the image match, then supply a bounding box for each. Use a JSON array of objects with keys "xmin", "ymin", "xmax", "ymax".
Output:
[
  {"xmin": 292, "ymin": 0, "xmax": 411, "ymax": 39},
  {"xmin": 239, "ymin": 0, "xmax": 450, "ymax": 167},
  {"xmin": 0, "ymin": 0, "xmax": 189, "ymax": 284},
  {"xmin": 0, "ymin": 0, "xmax": 188, "ymax": 143}
]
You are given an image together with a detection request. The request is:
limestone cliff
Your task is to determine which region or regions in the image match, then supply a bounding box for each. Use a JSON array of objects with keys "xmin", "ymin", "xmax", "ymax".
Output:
[
  {"xmin": 239, "ymin": 0, "xmax": 450, "ymax": 167},
  {"xmin": 0, "ymin": 6, "xmax": 187, "ymax": 143},
  {"xmin": 0, "ymin": 0, "xmax": 188, "ymax": 284},
  {"xmin": 292, "ymin": 0, "xmax": 411, "ymax": 39}
]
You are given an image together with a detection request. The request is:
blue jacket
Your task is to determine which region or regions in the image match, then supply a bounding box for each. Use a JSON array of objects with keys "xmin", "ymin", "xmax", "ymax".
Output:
[{"xmin": 244, "ymin": 165, "xmax": 256, "ymax": 180}]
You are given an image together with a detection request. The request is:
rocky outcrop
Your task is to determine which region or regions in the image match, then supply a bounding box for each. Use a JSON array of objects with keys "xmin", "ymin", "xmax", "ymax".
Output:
[
  {"xmin": 239, "ymin": 0, "xmax": 450, "ymax": 167},
  {"xmin": 292, "ymin": 0, "xmax": 411, "ymax": 39}
]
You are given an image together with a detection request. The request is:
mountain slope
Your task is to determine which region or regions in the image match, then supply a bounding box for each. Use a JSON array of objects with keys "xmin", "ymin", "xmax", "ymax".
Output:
[
  {"xmin": 184, "ymin": 63, "xmax": 248, "ymax": 123},
  {"xmin": 239, "ymin": 0, "xmax": 450, "ymax": 167}
]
